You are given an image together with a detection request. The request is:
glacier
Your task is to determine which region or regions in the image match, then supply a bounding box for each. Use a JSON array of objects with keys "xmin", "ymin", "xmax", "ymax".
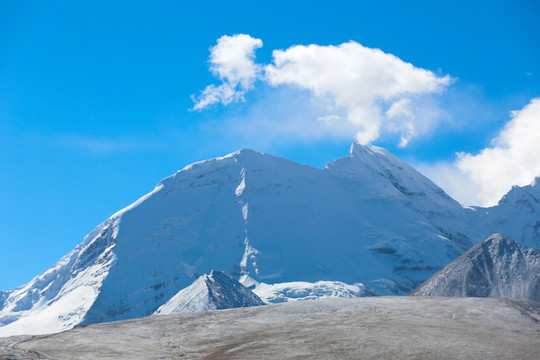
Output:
[
  {"xmin": 253, "ymin": 280, "xmax": 370, "ymax": 303},
  {"xmin": 0, "ymin": 143, "xmax": 539, "ymax": 336}
]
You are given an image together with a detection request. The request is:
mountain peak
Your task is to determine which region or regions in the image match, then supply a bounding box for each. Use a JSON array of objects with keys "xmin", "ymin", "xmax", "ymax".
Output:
[
  {"xmin": 228, "ymin": 148, "xmax": 266, "ymax": 158},
  {"xmin": 497, "ymin": 178, "xmax": 540, "ymax": 210},
  {"xmin": 483, "ymin": 233, "xmax": 511, "ymax": 244},
  {"xmin": 411, "ymin": 233, "xmax": 540, "ymax": 301},
  {"xmin": 154, "ymin": 271, "xmax": 264, "ymax": 315},
  {"xmin": 330, "ymin": 142, "xmax": 457, "ymax": 207},
  {"xmin": 478, "ymin": 233, "xmax": 523, "ymax": 257},
  {"xmin": 349, "ymin": 142, "xmax": 372, "ymax": 156}
]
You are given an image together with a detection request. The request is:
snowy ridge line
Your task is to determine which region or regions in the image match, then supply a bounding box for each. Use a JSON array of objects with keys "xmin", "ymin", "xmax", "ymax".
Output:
[{"xmin": 0, "ymin": 218, "xmax": 119, "ymax": 336}]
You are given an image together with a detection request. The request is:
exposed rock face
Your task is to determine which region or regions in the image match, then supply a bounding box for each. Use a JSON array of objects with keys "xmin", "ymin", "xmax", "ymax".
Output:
[
  {"xmin": 154, "ymin": 271, "xmax": 264, "ymax": 314},
  {"xmin": 411, "ymin": 234, "xmax": 540, "ymax": 301}
]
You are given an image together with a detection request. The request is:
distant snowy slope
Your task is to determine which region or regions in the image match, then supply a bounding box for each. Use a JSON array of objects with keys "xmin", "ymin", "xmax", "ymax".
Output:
[
  {"xmin": 154, "ymin": 271, "xmax": 264, "ymax": 314},
  {"xmin": 411, "ymin": 234, "xmax": 540, "ymax": 301},
  {"xmin": 475, "ymin": 178, "xmax": 540, "ymax": 249}
]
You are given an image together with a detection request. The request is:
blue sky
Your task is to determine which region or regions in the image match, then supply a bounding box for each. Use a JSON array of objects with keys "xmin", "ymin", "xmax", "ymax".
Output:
[{"xmin": 1, "ymin": 0, "xmax": 539, "ymax": 290}]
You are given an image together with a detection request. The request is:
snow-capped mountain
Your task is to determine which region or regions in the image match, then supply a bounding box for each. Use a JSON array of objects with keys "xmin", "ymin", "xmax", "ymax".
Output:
[
  {"xmin": 154, "ymin": 270, "xmax": 264, "ymax": 314},
  {"xmin": 0, "ymin": 144, "xmax": 538, "ymax": 336},
  {"xmin": 411, "ymin": 234, "xmax": 540, "ymax": 301}
]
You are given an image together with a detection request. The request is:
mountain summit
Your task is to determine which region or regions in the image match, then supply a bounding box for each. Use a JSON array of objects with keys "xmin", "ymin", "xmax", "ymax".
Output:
[
  {"xmin": 0, "ymin": 144, "xmax": 538, "ymax": 336},
  {"xmin": 154, "ymin": 270, "xmax": 264, "ymax": 314},
  {"xmin": 411, "ymin": 234, "xmax": 540, "ymax": 301}
]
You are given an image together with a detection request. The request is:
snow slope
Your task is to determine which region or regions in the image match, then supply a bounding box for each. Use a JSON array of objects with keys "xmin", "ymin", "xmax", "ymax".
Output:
[
  {"xmin": 1, "ymin": 143, "xmax": 538, "ymax": 336},
  {"xmin": 0, "ymin": 218, "xmax": 118, "ymax": 336},
  {"xmin": 411, "ymin": 234, "xmax": 540, "ymax": 301},
  {"xmin": 154, "ymin": 270, "xmax": 264, "ymax": 314},
  {"xmin": 473, "ymin": 177, "xmax": 540, "ymax": 249}
]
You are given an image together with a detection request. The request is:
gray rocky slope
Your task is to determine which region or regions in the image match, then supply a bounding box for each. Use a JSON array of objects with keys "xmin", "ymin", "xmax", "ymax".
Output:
[
  {"xmin": 154, "ymin": 270, "xmax": 264, "ymax": 314},
  {"xmin": 2, "ymin": 297, "xmax": 539, "ymax": 360},
  {"xmin": 411, "ymin": 234, "xmax": 540, "ymax": 301}
]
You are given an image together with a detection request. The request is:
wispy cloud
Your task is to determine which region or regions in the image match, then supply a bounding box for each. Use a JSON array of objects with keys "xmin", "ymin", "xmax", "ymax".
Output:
[
  {"xmin": 192, "ymin": 34, "xmax": 263, "ymax": 110},
  {"xmin": 55, "ymin": 135, "xmax": 157, "ymax": 154},
  {"xmin": 207, "ymin": 86, "xmax": 357, "ymax": 149}
]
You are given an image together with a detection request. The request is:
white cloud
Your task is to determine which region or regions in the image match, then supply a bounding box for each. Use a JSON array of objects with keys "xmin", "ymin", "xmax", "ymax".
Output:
[
  {"xmin": 419, "ymin": 98, "xmax": 540, "ymax": 206},
  {"xmin": 193, "ymin": 37, "xmax": 451, "ymax": 146},
  {"xmin": 51, "ymin": 135, "xmax": 155, "ymax": 154},
  {"xmin": 457, "ymin": 98, "xmax": 540, "ymax": 205},
  {"xmin": 385, "ymin": 98, "xmax": 415, "ymax": 147},
  {"xmin": 265, "ymin": 41, "xmax": 451, "ymax": 145},
  {"xmin": 192, "ymin": 34, "xmax": 263, "ymax": 110}
]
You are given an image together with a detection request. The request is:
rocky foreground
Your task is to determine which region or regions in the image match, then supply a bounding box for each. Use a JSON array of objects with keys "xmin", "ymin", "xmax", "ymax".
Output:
[{"xmin": 1, "ymin": 296, "xmax": 539, "ymax": 359}]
